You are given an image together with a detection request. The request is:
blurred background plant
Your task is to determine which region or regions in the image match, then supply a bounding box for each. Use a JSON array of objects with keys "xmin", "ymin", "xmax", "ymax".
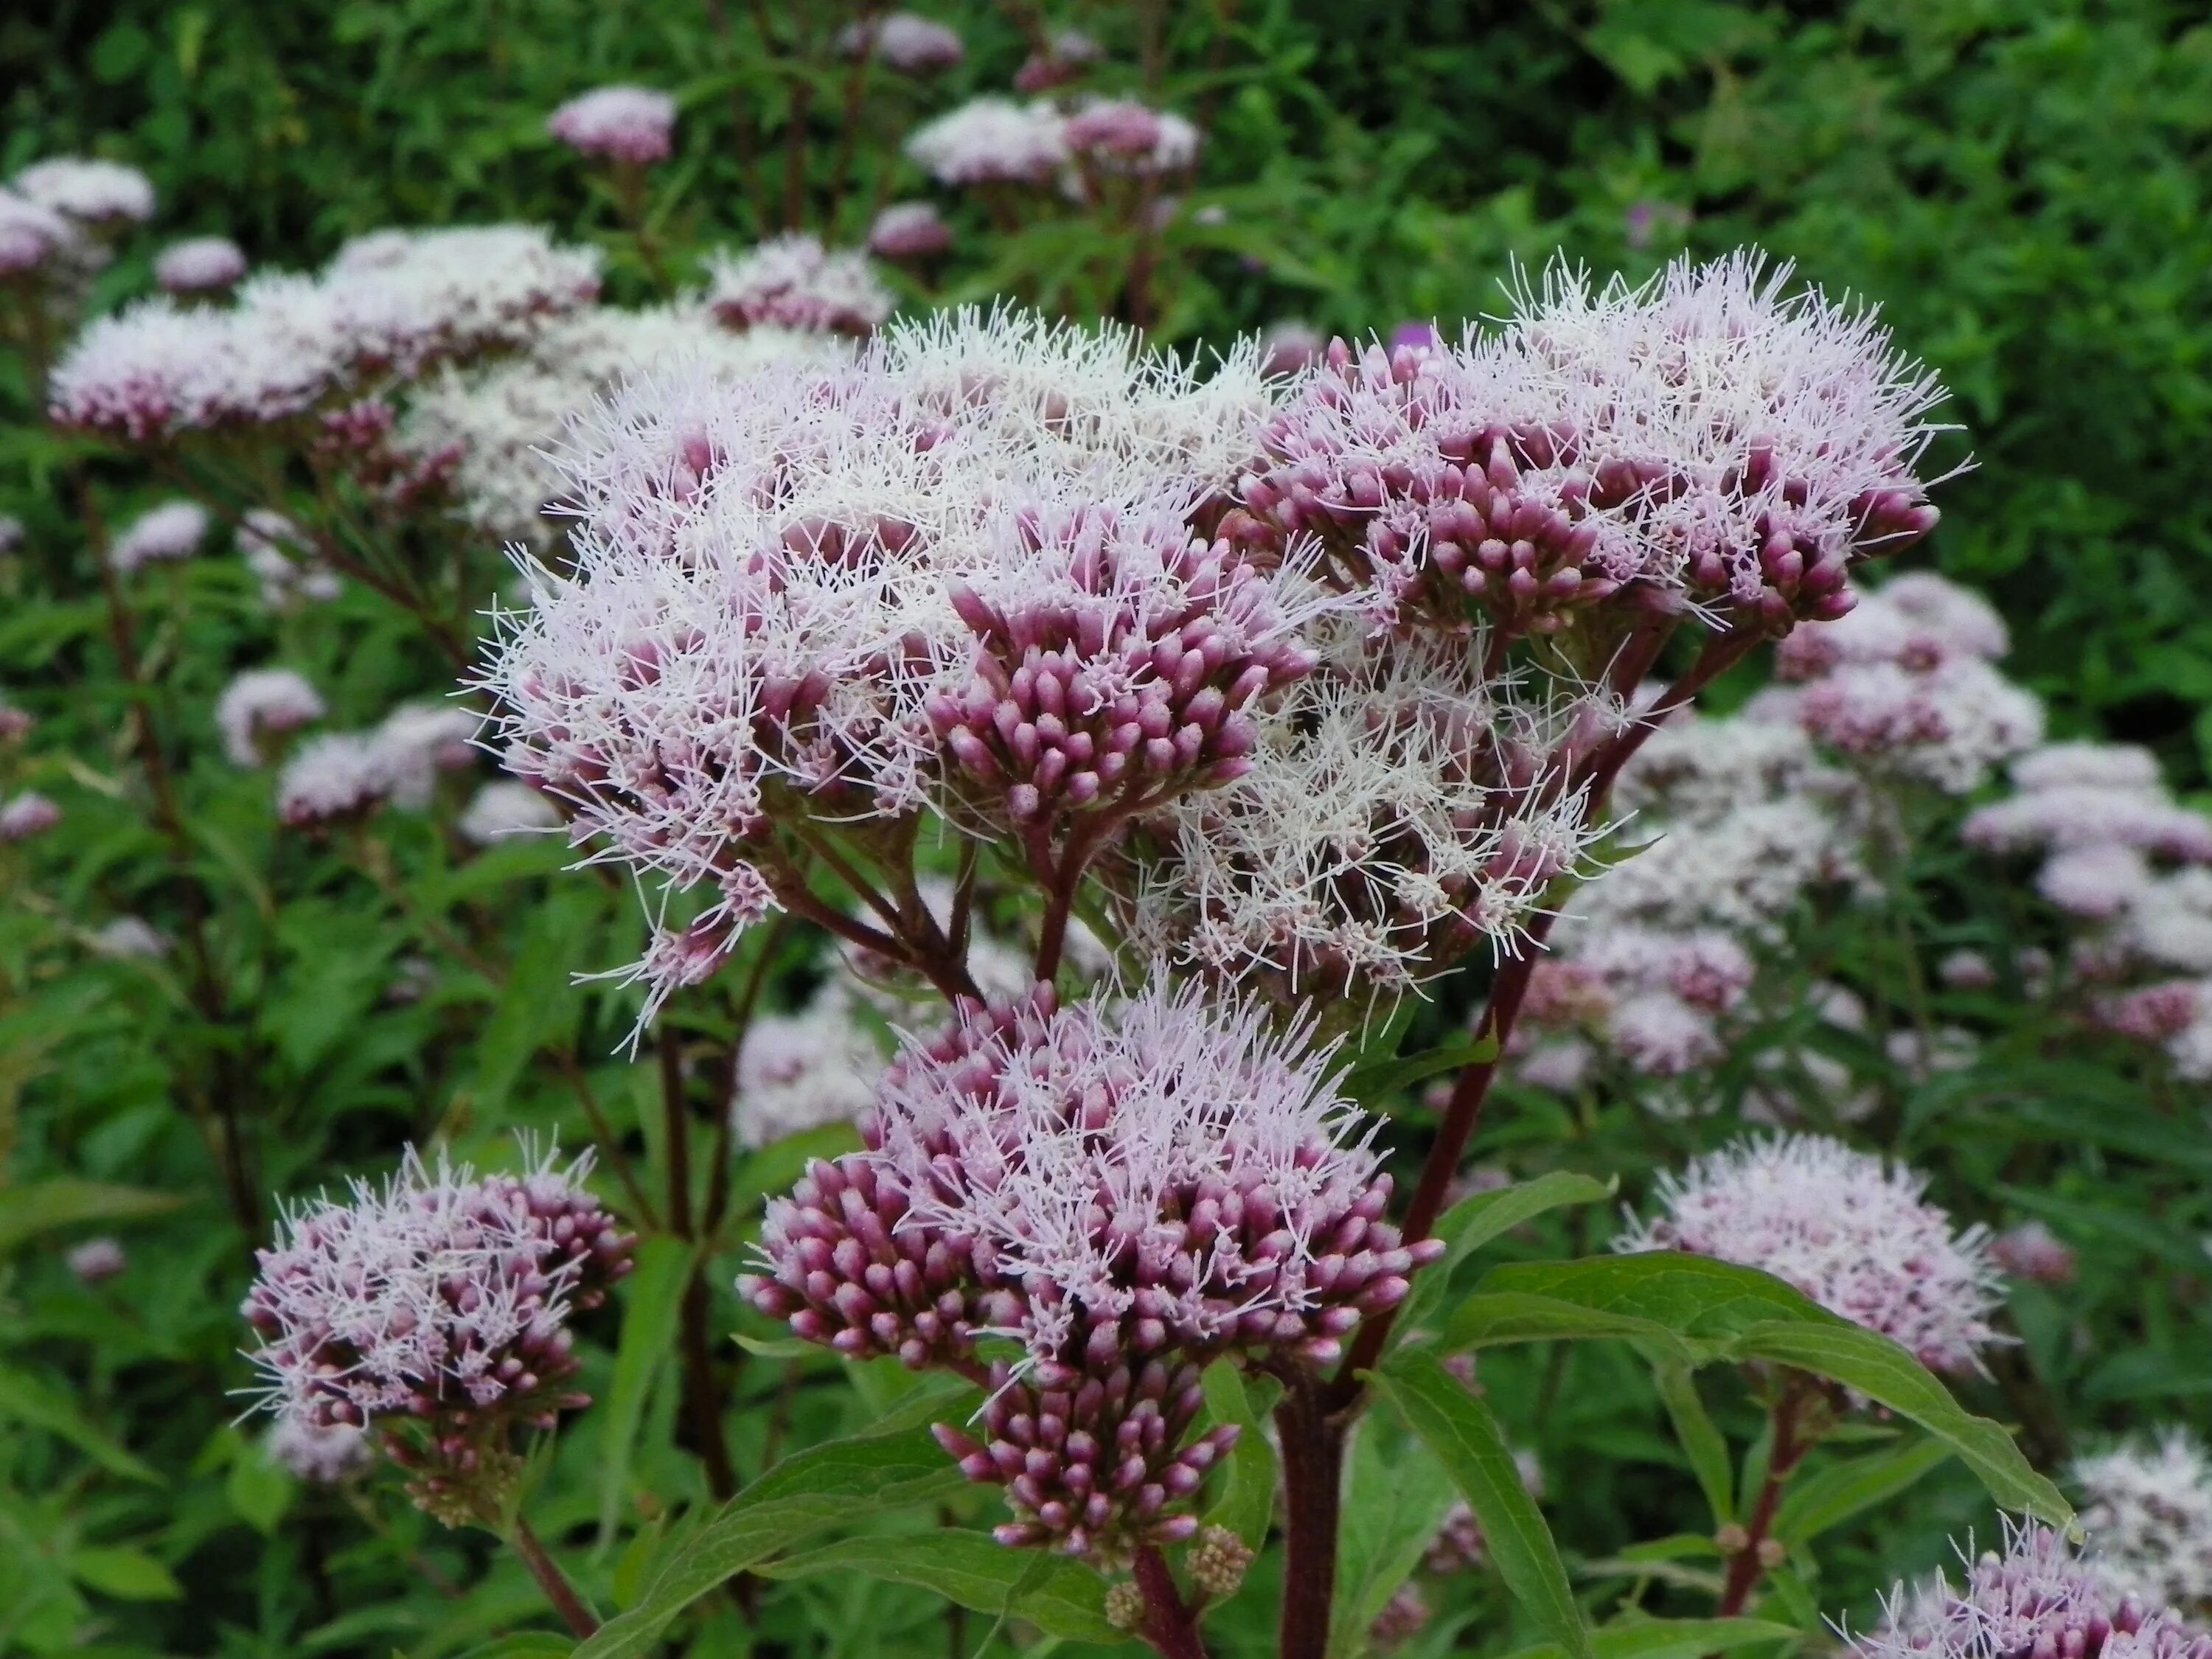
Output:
[{"xmin": 0, "ymin": 2, "xmax": 2207, "ymax": 1658}]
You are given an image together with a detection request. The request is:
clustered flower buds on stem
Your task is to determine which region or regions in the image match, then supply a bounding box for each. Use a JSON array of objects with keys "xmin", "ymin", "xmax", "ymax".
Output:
[
  {"xmin": 1848, "ymin": 1523, "xmax": 2211, "ymax": 1659},
  {"xmin": 242, "ymin": 1144, "xmax": 634, "ymax": 1525},
  {"xmin": 744, "ymin": 981, "xmax": 1439, "ymax": 1561}
]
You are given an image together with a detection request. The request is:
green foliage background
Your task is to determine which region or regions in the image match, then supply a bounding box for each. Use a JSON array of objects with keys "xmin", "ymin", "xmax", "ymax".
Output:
[{"xmin": 1, "ymin": 2, "xmax": 2208, "ymax": 1657}]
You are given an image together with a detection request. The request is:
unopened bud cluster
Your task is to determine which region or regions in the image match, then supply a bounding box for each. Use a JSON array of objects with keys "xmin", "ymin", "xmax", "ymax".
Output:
[{"xmin": 745, "ymin": 982, "xmax": 1439, "ymax": 1557}]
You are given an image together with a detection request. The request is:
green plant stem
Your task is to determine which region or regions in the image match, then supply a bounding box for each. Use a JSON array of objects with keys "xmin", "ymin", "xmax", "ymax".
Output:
[
  {"xmin": 660, "ymin": 1021, "xmax": 741, "ymax": 1500},
  {"xmin": 508, "ymin": 1513, "xmax": 600, "ymax": 1639}
]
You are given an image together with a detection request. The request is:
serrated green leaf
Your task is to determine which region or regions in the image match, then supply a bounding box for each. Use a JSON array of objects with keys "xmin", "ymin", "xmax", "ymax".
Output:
[
  {"xmin": 1730, "ymin": 1323, "xmax": 2070, "ymax": 1528},
  {"xmin": 1329, "ymin": 1413, "xmax": 1460, "ymax": 1657},
  {"xmin": 597, "ymin": 1237, "xmax": 692, "ymax": 1546},
  {"xmin": 759, "ymin": 1532, "xmax": 1118, "ymax": 1642},
  {"xmin": 1374, "ymin": 1348, "xmax": 1591, "ymax": 1659},
  {"xmin": 1200, "ymin": 1360, "xmax": 1278, "ymax": 1549},
  {"xmin": 1773, "ymin": 1435, "xmax": 1950, "ymax": 1546},
  {"xmin": 1478, "ymin": 1255, "xmax": 1842, "ymax": 1354},
  {"xmin": 0, "ymin": 1364, "xmax": 162, "ymax": 1484},
  {"xmin": 570, "ymin": 1426, "xmax": 967, "ymax": 1659}
]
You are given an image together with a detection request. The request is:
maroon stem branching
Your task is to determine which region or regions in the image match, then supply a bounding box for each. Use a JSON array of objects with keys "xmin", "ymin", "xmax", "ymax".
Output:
[
  {"xmin": 508, "ymin": 1514, "xmax": 600, "ymax": 1640},
  {"xmin": 1717, "ymin": 1374, "xmax": 1818, "ymax": 1618},
  {"xmin": 1133, "ymin": 1545, "xmax": 1210, "ymax": 1659}
]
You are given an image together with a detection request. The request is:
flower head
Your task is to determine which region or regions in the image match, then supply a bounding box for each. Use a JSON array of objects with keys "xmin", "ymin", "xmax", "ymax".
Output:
[
  {"xmin": 548, "ymin": 86, "xmax": 678, "ymax": 164},
  {"xmin": 458, "ymin": 780, "xmax": 560, "ymax": 845},
  {"xmin": 242, "ymin": 1144, "xmax": 633, "ymax": 1517},
  {"xmin": 1847, "ymin": 1522, "xmax": 2210, "ymax": 1659},
  {"xmin": 2072, "ymin": 1430, "xmax": 2212, "ymax": 1616},
  {"xmin": 1123, "ymin": 625, "xmax": 1609, "ymax": 996},
  {"xmin": 0, "ymin": 189, "xmax": 80, "ymax": 278},
  {"xmin": 1064, "ymin": 101, "xmax": 1200, "ymax": 175},
  {"xmin": 68, "ymin": 1238, "xmax": 127, "ymax": 1284},
  {"xmin": 706, "ymin": 234, "xmax": 893, "ymax": 335},
  {"xmin": 732, "ymin": 985, "xmax": 886, "ymax": 1150},
  {"xmin": 907, "ymin": 99, "xmax": 1069, "ymax": 187},
  {"xmin": 480, "ymin": 307, "xmax": 1273, "ymax": 1009},
  {"xmin": 109, "ymin": 498, "xmax": 211, "ymax": 574},
  {"xmin": 91, "ymin": 916, "xmax": 170, "ymax": 959},
  {"xmin": 1231, "ymin": 252, "xmax": 1950, "ymax": 638},
  {"xmin": 217, "ymin": 669, "xmax": 327, "ymax": 768},
  {"xmin": 838, "ymin": 12, "xmax": 964, "ymax": 73},
  {"xmin": 0, "ymin": 791, "xmax": 62, "ymax": 844},
  {"xmin": 269, "ymin": 1419, "xmax": 373, "ymax": 1484},
  {"xmin": 745, "ymin": 981, "xmax": 1437, "ymax": 1555},
  {"xmin": 869, "ymin": 201, "xmax": 953, "ymax": 262},
  {"xmin": 1015, "ymin": 29, "xmax": 1105, "ymax": 94},
  {"xmin": 13, "ymin": 157, "xmax": 155, "ymax": 226},
  {"xmin": 156, "ymin": 236, "xmax": 249, "ymax": 294},
  {"xmin": 1617, "ymin": 1133, "xmax": 2003, "ymax": 1374}
]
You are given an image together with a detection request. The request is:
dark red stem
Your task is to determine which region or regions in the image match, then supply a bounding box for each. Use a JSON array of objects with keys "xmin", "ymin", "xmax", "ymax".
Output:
[
  {"xmin": 1273, "ymin": 1371, "xmax": 1345, "ymax": 1659},
  {"xmin": 1133, "ymin": 1545, "xmax": 1209, "ymax": 1659}
]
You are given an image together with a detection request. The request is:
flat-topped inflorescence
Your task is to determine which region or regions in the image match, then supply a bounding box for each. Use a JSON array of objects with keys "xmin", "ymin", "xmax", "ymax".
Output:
[
  {"xmin": 547, "ymin": 86, "xmax": 677, "ymax": 165},
  {"xmin": 744, "ymin": 981, "xmax": 1436, "ymax": 1555},
  {"xmin": 1846, "ymin": 1522, "xmax": 2211, "ymax": 1659},
  {"xmin": 1617, "ymin": 1133, "xmax": 2003, "ymax": 1375},
  {"xmin": 1227, "ymin": 251, "xmax": 1951, "ymax": 639},
  {"xmin": 241, "ymin": 1144, "xmax": 633, "ymax": 1520},
  {"xmin": 479, "ymin": 306, "xmax": 1278, "ymax": 1014}
]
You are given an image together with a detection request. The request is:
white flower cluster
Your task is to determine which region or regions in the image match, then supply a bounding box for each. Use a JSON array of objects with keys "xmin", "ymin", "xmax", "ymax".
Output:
[
  {"xmin": 2072, "ymin": 1429, "xmax": 2212, "ymax": 1616},
  {"xmin": 1617, "ymin": 1132, "xmax": 2003, "ymax": 1374},
  {"xmin": 906, "ymin": 97, "xmax": 1072, "ymax": 187},
  {"xmin": 216, "ymin": 668, "xmax": 327, "ymax": 767},
  {"xmin": 704, "ymin": 234, "xmax": 894, "ymax": 336},
  {"xmin": 275, "ymin": 700, "xmax": 477, "ymax": 827},
  {"xmin": 109, "ymin": 498, "xmax": 210, "ymax": 574},
  {"xmin": 51, "ymin": 225, "xmax": 600, "ymax": 440},
  {"xmin": 1966, "ymin": 740, "xmax": 2212, "ymax": 1077},
  {"xmin": 398, "ymin": 302, "xmax": 838, "ymax": 545},
  {"xmin": 481, "ymin": 307, "xmax": 1273, "ymax": 1007},
  {"xmin": 1773, "ymin": 572, "xmax": 2044, "ymax": 793},
  {"xmin": 1124, "ymin": 622, "xmax": 1611, "ymax": 995}
]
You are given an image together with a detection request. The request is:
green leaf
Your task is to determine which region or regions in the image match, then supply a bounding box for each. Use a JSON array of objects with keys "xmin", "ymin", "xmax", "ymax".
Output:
[
  {"xmin": 1651, "ymin": 1363, "xmax": 1735, "ymax": 1525},
  {"xmin": 1343, "ymin": 1030, "xmax": 1500, "ymax": 1107},
  {"xmin": 1478, "ymin": 1256, "xmax": 1841, "ymax": 1358},
  {"xmin": 226, "ymin": 1444, "xmax": 296, "ymax": 1535},
  {"xmin": 1773, "ymin": 1436, "xmax": 1952, "ymax": 1547},
  {"xmin": 571, "ymin": 1427, "xmax": 967, "ymax": 1659},
  {"xmin": 760, "ymin": 1532, "xmax": 1119, "ymax": 1642},
  {"xmin": 66, "ymin": 1547, "xmax": 182, "ymax": 1601},
  {"xmin": 1330, "ymin": 1413, "xmax": 1460, "ymax": 1657},
  {"xmin": 1374, "ymin": 1348, "xmax": 1591, "ymax": 1659},
  {"xmin": 597, "ymin": 1237, "xmax": 692, "ymax": 1546},
  {"xmin": 0, "ymin": 1364, "xmax": 162, "ymax": 1484},
  {"xmin": 1399, "ymin": 1174, "xmax": 1615, "ymax": 1340},
  {"xmin": 1439, "ymin": 1291, "xmax": 1693, "ymax": 1365},
  {"xmin": 1730, "ymin": 1323, "xmax": 2071, "ymax": 1528},
  {"xmin": 1200, "ymin": 1360, "xmax": 1278, "ymax": 1550},
  {"xmin": 1500, "ymin": 1617, "xmax": 1802, "ymax": 1659},
  {"xmin": 0, "ymin": 1180, "xmax": 184, "ymax": 1256},
  {"xmin": 451, "ymin": 1639, "xmax": 573, "ymax": 1659}
]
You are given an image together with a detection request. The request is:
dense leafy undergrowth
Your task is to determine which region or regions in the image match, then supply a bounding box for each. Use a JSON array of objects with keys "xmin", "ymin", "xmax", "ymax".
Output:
[{"xmin": 0, "ymin": 4, "xmax": 2206, "ymax": 1659}]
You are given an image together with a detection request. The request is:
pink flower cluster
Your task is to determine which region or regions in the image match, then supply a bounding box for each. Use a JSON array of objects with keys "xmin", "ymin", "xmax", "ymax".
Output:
[
  {"xmin": 1773, "ymin": 572, "xmax": 2042, "ymax": 793},
  {"xmin": 1964, "ymin": 741, "xmax": 2212, "ymax": 1077},
  {"xmin": 156, "ymin": 236, "xmax": 248, "ymax": 294},
  {"xmin": 1848, "ymin": 1523, "xmax": 2210, "ymax": 1659},
  {"xmin": 1617, "ymin": 1133, "xmax": 2003, "ymax": 1375},
  {"xmin": 243, "ymin": 1147, "xmax": 634, "ymax": 1513},
  {"xmin": 906, "ymin": 98, "xmax": 1072, "ymax": 187},
  {"xmin": 108, "ymin": 498, "xmax": 210, "ymax": 574},
  {"xmin": 838, "ymin": 12, "xmax": 965, "ymax": 74},
  {"xmin": 50, "ymin": 226, "xmax": 600, "ymax": 441},
  {"xmin": 547, "ymin": 85, "xmax": 677, "ymax": 165},
  {"xmin": 1227, "ymin": 254, "xmax": 1948, "ymax": 638},
  {"xmin": 869, "ymin": 201, "xmax": 953, "ymax": 261},
  {"xmin": 745, "ymin": 983, "xmax": 1436, "ymax": 1555},
  {"xmin": 216, "ymin": 667, "xmax": 327, "ymax": 767},
  {"xmin": 1064, "ymin": 100, "xmax": 1201, "ymax": 177},
  {"xmin": 705, "ymin": 233, "xmax": 894, "ymax": 335},
  {"xmin": 928, "ymin": 502, "xmax": 1318, "ymax": 835},
  {"xmin": 276, "ymin": 701, "xmax": 476, "ymax": 827}
]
